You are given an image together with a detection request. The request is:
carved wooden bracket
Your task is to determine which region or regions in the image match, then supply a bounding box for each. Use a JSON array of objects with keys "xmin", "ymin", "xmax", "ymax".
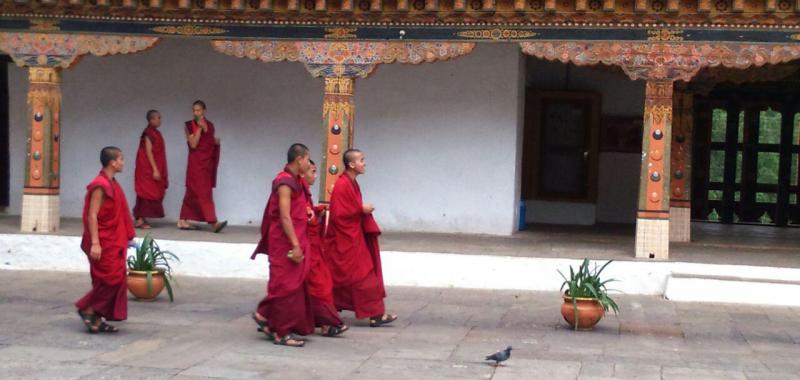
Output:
[
  {"xmin": 211, "ymin": 40, "xmax": 475, "ymax": 78},
  {"xmin": 0, "ymin": 33, "xmax": 160, "ymax": 68},
  {"xmin": 520, "ymin": 41, "xmax": 800, "ymax": 82}
]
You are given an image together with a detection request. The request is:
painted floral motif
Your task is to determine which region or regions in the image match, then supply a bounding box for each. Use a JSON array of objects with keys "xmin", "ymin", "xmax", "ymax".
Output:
[{"xmin": 0, "ymin": 33, "xmax": 159, "ymax": 68}]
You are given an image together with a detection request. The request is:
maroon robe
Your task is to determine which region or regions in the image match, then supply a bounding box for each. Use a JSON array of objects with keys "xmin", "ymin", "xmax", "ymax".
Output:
[
  {"xmin": 323, "ymin": 174, "xmax": 386, "ymax": 319},
  {"xmin": 133, "ymin": 126, "xmax": 168, "ymax": 218},
  {"xmin": 303, "ymin": 181, "xmax": 343, "ymax": 328},
  {"xmin": 180, "ymin": 119, "xmax": 220, "ymax": 223},
  {"xmin": 75, "ymin": 171, "xmax": 135, "ymax": 321},
  {"xmin": 253, "ymin": 169, "xmax": 314, "ymax": 337}
]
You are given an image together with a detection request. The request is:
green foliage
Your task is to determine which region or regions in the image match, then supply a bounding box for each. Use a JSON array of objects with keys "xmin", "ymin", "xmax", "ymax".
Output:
[
  {"xmin": 558, "ymin": 258, "xmax": 620, "ymax": 330},
  {"xmin": 708, "ymin": 109, "xmax": 798, "ymax": 208},
  {"xmin": 127, "ymin": 235, "xmax": 179, "ymax": 302}
]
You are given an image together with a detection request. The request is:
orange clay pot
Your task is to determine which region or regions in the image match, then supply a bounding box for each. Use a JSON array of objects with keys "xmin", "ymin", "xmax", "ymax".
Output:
[
  {"xmin": 127, "ymin": 270, "xmax": 165, "ymax": 301},
  {"xmin": 561, "ymin": 295, "xmax": 605, "ymax": 330}
]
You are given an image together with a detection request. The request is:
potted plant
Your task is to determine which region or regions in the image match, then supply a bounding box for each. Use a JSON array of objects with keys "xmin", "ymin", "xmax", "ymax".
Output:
[
  {"xmin": 127, "ymin": 235, "xmax": 179, "ymax": 302},
  {"xmin": 558, "ymin": 258, "xmax": 619, "ymax": 330}
]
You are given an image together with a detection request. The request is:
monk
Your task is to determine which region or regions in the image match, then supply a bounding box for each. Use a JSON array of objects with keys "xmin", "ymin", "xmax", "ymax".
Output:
[
  {"xmin": 75, "ymin": 146, "xmax": 135, "ymax": 334},
  {"xmin": 251, "ymin": 143, "xmax": 315, "ymax": 347},
  {"xmin": 133, "ymin": 110, "xmax": 168, "ymax": 229},
  {"xmin": 324, "ymin": 149, "xmax": 397, "ymax": 327},
  {"xmin": 177, "ymin": 100, "xmax": 227, "ymax": 233},
  {"xmin": 303, "ymin": 160, "xmax": 349, "ymax": 336}
]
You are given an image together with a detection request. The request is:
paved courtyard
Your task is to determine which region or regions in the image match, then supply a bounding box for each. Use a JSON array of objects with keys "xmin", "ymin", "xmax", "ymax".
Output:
[{"xmin": 1, "ymin": 270, "xmax": 800, "ymax": 379}]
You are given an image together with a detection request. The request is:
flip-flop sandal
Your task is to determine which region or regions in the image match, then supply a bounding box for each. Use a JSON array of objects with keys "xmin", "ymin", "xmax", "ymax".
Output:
[
  {"xmin": 77, "ymin": 311, "xmax": 97, "ymax": 332},
  {"xmin": 213, "ymin": 221, "xmax": 228, "ymax": 233},
  {"xmin": 321, "ymin": 325, "xmax": 349, "ymax": 337},
  {"xmin": 178, "ymin": 225, "xmax": 199, "ymax": 230},
  {"xmin": 96, "ymin": 322, "xmax": 119, "ymax": 333},
  {"xmin": 273, "ymin": 333, "xmax": 305, "ymax": 347},
  {"xmin": 135, "ymin": 223, "xmax": 152, "ymax": 229},
  {"xmin": 251, "ymin": 313, "xmax": 274, "ymax": 339},
  {"xmin": 369, "ymin": 314, "xmax": 398, "ymax": 328}
]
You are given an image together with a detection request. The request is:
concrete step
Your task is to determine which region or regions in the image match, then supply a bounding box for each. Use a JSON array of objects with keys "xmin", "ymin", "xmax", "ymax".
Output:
[{"xmin": 664, "ymin": 273, "xmax": 800, "ymax": 307}]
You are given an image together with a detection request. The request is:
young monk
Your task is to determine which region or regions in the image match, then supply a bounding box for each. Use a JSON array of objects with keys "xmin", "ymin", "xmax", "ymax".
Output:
[
  {"xmin": 303, "ymin": 160, "xmax": 349, "ymax": 337},
  {"xmin": 75, "ymin": 147, "xmax": 135, "ymax": 334},
  {"xmin": 251, "ymin": 143, "xmax": 315, "ymax": 347},
  {"xmin": 133, "ymin": 110, "xmax": 168, "ymax": 229},
  {"xmin": 177, "ymin": 100, "xmax": 227, "ymax": 233},
  {"xmin": 324, "ymin": 149, "xmax": 397, "ymax": 327}
]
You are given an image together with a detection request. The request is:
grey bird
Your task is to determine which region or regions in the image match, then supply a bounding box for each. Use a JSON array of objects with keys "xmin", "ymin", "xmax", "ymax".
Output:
[{"xmin": 485, "ymin": 346, "xmax": 512, "ymax": 366}]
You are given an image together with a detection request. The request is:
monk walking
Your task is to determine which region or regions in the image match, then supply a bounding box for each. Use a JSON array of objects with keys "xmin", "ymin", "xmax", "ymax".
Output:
[
  {"xmin": 76, "ymin": 147, "xmax": 135, "ymax": 333},
  {"xmin": 251, "ymin": 143, "xmax": 315, "ymax": 347},
  {"xmin": 304, "ymin": 160, "xmax": 349, "ymax": 337},
  {"xmin": 177, "ymin": 100, "xmax": 227, "ymax": 233},
  {"xmin": 133, "ymin": 110, "xmax": 168, "ymax": 229},
  {"xmin": 324, "ymin": 149, "xmax": 397, "ymax": 327}
]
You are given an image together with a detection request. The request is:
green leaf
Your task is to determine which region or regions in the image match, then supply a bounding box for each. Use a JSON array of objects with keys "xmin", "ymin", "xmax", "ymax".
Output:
[{"xmin": 146, "ymin": 270, "xmax": 153, "ymax": 297}]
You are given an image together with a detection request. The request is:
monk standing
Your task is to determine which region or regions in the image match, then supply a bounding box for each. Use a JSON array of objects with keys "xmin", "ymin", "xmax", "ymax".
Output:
[
  {"xmin": 75, "ymin": 147, "xmax": 135, "ymax": 333},
  {"xmin": 304, "ymin": 160, "xmax": 349, "ymax": 337},
  {"xmin": 324, "ymin": 149, "xmax": 397, "ymax": 327},
  {"xmin": 133, "ymin": 110, "xmax": 168, "ymax": 229},
  {"xmin": 251, "ymin": 143, "xmax": 315, "ymax": 347},
  {"xmin": 177, "ymin": 100, "xmax": 227, "ymax": 233}
]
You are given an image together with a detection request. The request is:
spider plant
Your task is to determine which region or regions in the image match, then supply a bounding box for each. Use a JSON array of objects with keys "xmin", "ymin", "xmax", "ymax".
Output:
[
  {"xmin": 558, "ymin": 258, "xmax": 619, "ymax": 329},
  {"xmin": 127, "ymin": 235, "xmax": 179, "ymax": 302}
]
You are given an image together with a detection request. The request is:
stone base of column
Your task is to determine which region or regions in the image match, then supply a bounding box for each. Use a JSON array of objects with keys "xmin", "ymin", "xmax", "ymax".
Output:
[
  {"xmin": 635, "ymin": 218, "xmax": 669, "ymax": 260},
  {"xmin": 669, "ymin": 206, "xmax": 691, "ymax": 243},
  {"xmin": 20, "ymin": 194, "xmax": 60, "ymax": 232}
]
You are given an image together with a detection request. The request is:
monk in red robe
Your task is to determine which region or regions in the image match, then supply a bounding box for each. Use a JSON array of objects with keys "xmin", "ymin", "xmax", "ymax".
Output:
[
  {"xmin": 133, "ymin": 110, "xmax": 168, "ymax": 229},
  {"xmin": 303, "ymin": 160, "xmax": 348, "ymax": 336},
  {"xmin": 75, "ymin": 146, "xmax": 135, "ymax": 333},
  {"xmin": 251, "ymin": 143, "xmax": 315, "ymax": 347},
  {"xmin": 324, "ymin": 149, "xmax": 397, "ymax": 327},
  {"xmin": 177, "ymin": 100, "xmax": 227, "ymax": 233}
]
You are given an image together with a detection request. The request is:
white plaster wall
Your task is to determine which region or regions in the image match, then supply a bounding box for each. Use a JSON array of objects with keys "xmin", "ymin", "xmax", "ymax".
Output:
[
  {"xmin": 525, "ymin": 59, "xmax": 645, "ymax": 225},
  {"xmin": 7, "ymin": 40, "xmax": 523, "ymax": 235}
]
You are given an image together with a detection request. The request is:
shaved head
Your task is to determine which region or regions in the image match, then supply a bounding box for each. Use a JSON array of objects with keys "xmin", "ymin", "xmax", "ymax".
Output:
[
  {"xmin": 343, "ymin": 149, "xmax": 362, "ymax": 169},
  {"xmin": 287, "ymin": 143, "xmax": 310, "ymax": 164},
  {"xmin": 100, "ymin": 146, "xmax": 122, "ymax": 167}
]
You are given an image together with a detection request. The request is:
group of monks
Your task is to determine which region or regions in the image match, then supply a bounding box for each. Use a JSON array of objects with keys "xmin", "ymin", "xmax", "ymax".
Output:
[
  {"xmin": 133, "ymin": 101, "xmax": 227, "ymax": 233},
  {"xmin": 250, "ymin": 144, "xmax": 396, "ymax": 347},
  {"xmin": 74, "ymin": 103, "xmax": 396, "ymax": 346}
]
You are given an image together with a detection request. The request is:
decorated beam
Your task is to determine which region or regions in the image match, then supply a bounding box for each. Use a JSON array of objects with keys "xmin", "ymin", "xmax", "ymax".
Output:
[
  {"xmin": 1, "ymin": 17, "xmax": 800, "ymax": 43},
  {"xmin": 4, "ymin": 0, "xmax": 800, "ymax": 27}
]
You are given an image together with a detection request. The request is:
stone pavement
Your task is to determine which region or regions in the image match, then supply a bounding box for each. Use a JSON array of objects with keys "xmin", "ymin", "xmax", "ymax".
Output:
[{"xmin": 1, "ymin": 270, "xmax": 800, "ymax": 380}]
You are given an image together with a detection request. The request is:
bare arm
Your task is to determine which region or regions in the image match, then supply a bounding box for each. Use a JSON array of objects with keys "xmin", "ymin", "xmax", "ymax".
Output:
[
  {"xmin": 144, "ymin": 137, "xmax": 161, "ymax": 180},
  {"xmin": 278, "ymin": 185, "xmax": 303, "ymax": 263},
  {"xmin": 87, "ymin": 187, "xmax": 104, "ymax": 260},
  {"xmin": 186, "ymin": 127, "xmax": 202, "ymax": 150}
]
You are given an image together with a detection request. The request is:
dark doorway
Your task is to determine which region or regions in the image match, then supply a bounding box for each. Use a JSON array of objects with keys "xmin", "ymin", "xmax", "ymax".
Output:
[{"xmin": 0, "ymin": 55, "xmax": 9, "ymax": 209}]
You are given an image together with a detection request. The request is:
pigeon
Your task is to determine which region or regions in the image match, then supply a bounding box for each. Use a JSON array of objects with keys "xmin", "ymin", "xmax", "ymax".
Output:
[{"xmin": 485, "ymin": 346, "xmax": 512, "ymax": 366}]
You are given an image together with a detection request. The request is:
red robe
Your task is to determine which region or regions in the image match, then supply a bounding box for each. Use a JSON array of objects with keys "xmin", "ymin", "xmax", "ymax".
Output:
[
  {"xmin": 303, "ymin": 181, "xmax": 343, "ymax": 328},
  {"xmin": 75, "ymin": 171, "xmax": 135, "ymax": 321},
  {"xmin": 180, "ymin": 120, "xmax": 220, "ymax": 223},
  {"xmin": 253, "ymin": 169, "xmax": 314, "ymax": 337},
  {"xmin": 323, "ymin": 174, "xmax": 386, "ymax": 319},
  {"xmin": 133, "ymin": 126, "xmax": 168, "ymax": 219}
]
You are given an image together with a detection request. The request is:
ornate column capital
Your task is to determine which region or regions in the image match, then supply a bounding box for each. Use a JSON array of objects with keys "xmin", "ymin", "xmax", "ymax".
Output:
[
  {"xmin": 0, "ymin": 32, "xmax": 159, "ymax": 68},
  {"xmin": 211, "ymin": 40, "xmax": 475, "ymax": 78},
  {"xmin": 519, "ymin": 41, "xmax": 800, "ymax": 82}
]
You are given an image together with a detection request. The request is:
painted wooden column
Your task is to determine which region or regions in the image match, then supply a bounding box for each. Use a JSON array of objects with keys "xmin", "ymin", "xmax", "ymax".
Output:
[
  {"xmin": 211, "ymin": 40, "xmax": 474, "ymax": 202},
  {"xmin": 21, "ymin": 66, "xmax": 62, "ymax": 232},
  {"xmin": 0, "ymin": 32, "xmax": 159, "ymax": 232},
  {"xmin": 669, "ymin": 87, "xmax": 692, "ymax": 242},
  {"xmin": 519, "ymin": 41, "xmax": 800, "ymax": 259},
  {"xmin": 635, "ymin": 80, "xmax": 673, "ymax": 259},
  {"xmin": 320, "ymin": 76, "xmax": 355, "ymax": 202}
]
